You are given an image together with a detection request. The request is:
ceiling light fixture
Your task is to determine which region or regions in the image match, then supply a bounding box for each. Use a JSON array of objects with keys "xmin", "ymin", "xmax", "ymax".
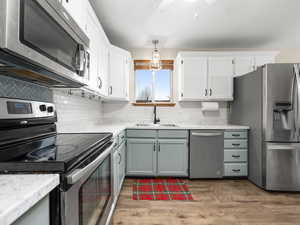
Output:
[{"xmin": 151, "ymin": 40, "xmax": 161, "ymax": 70}]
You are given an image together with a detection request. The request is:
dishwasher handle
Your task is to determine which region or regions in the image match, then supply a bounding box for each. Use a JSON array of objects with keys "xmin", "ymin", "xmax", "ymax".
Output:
[{"xmin": 191, "ymin": 132, "xmax": 223, "ymax": 137}]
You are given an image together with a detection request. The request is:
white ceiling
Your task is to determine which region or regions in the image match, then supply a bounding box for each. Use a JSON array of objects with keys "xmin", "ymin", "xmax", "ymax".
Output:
[{"xmin": 90, "ymin": 0, "xmax": 300, "ymax": 49}]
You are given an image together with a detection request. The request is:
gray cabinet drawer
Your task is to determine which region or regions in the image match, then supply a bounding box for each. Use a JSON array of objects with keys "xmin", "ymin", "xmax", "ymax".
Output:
[
  {"xmin": 224, "ymin": 163, "xmax": 248, "ymax": 177},
  {"xmin": 224, "ymin": 131, "xmax": 247, "ymax": 139},
  {"xmin": 118, "ymin": 131, "xmax": 126, "ymax": 144},
  {"xmin": 158, "ymin": 130, "xmax": 188, "ymax": 139},
  {"xmin": 127, "ymin": 129, "xmax": 156, "ymax": 138},
  {"xmin": 224, "ymin": 140, "xmax": 248, "ymax": 149},
  {"xmin": 224, "ymin": 150, "xmax": 247, "ymax": 162}
]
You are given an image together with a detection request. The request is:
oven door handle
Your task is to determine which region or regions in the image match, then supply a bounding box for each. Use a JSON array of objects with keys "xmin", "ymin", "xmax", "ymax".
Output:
[{"xmin": 66, "ymin": 144, "xmax": 113, "ymax": 185}]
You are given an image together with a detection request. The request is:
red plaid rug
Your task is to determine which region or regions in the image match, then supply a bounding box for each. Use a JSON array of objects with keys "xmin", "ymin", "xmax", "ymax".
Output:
[{"xmin": 132, "ymin": 178, "xmax": 193, "ymax": 201}]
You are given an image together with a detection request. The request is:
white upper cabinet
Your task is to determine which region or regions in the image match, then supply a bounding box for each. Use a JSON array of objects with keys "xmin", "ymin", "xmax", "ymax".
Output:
[
  {"xmin": 109, "ymin": 45, "xmax": 131, "ymax": 100},
  {"xmin": 208, "ymin": 57, "xmax": 234, "ymax": 100},
  {"xmin": 234, "ymin": 56, "xmax": 255, "ymax": 77},
  {"xmin": 177, "ymin": 52, "xmax": 234, "ymax": 101},
  {"xmin": 234, "ymin": 52, "xmax": 278, "ymax": 77},
  {"xmin": 177, "ymin": 51, "xmax": 279, "ymax": 102},
  {"xmin": 61, "ymin": 0, "xmax": 87, "ymax": 32},
  {"xmin": 179, "ymin": 57, "xmax": 208, "ymax": 100}
]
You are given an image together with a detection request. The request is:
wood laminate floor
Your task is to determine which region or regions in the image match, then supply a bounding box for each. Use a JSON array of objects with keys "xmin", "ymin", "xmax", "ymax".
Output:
[{"xmin": 112, "ymin": 179, "xmax": 300, "ymax": 225}]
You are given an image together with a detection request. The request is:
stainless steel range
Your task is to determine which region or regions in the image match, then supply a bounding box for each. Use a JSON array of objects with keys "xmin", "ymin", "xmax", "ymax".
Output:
[{"xmin": 0, "ymin": 97, "xmax": 114, "ymax": 225}]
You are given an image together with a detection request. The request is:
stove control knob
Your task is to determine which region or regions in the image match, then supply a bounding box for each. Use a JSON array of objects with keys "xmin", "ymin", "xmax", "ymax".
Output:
[
  {"xmin": 39, "ymin": 105, "xmax": 47, "ymax": 112},
  {"xmin": 47, "ymin": 106, "xmax": 54, "ymax": 113}
]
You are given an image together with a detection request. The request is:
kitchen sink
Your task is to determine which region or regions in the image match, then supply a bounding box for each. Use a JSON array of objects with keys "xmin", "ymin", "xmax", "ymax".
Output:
[{"xmin": 135, "ymin": 123, "xmax": 178, "ymax": 127}]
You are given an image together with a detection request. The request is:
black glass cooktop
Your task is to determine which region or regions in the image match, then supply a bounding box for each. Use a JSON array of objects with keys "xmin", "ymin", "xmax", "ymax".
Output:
[{"xmin": 0, "ymin": 133, "xmax": 113, "ymax": 173}]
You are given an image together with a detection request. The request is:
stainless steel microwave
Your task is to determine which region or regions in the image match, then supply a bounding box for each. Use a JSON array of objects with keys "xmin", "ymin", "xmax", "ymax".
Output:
[{"xmin": 0, "ymin": 0, "xmax": 90, "ymax": 88}]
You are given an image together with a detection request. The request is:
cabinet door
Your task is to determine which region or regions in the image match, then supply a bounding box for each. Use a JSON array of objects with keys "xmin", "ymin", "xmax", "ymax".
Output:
[
  {"xmin": 255, "ymin": 55, "xmax": 275, "ymax": 68},
  {"xmin": 97, "ymin": 39, "xmax": 109, "ymax": 96},
  {"xmin": 157, "ymin": 140, "xmax": 188, "ymax": 176},
  {"xmin": 85, "ymin": 8, "xmax": 100, "ymax": 87},
  {"xmin": 109, "ymin": 48, "xmax": 126, "ymax": 98},
  {"xmin": 126, "ymin": 139, "xmax": 156, "ymax": 176},
  {"xmin": 180, "ymin": 57, "xmax": 208, "ymax": 100},
  {"xmin": 118, "ymin": 142, "xmax": 126, "ymax": 188},
  {"xmin": 208, "ymin": 57, "xmax": 234, "ymax": 100},
  {"xmin": 113, "ymin": 150, "xmax": 120, "ymax": 197},
  {"xmin": 62, "ymin": 0, "xmax": 86, "ymax": 31},
  {"xmin": 123, "ymin": 54, "xmax": 131, "ymax": 100},
  {"xmin": 234, "ymin": 56, "xmax": 255, "ymax": 77}
]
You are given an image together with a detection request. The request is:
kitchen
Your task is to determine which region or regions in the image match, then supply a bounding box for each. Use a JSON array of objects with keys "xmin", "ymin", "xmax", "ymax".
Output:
[{"xmin": 0, "ymin": 0, "xmax": 300, "ymax": 225}]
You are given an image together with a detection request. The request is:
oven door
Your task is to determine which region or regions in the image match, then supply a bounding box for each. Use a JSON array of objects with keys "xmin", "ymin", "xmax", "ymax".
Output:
[
  {"xmin": 0, "ymin": 0, "xmax": 90, "ymax": 83},
  {"xmin": 61, "ymin": 144, "xmax": 113, "ymax": 225}
]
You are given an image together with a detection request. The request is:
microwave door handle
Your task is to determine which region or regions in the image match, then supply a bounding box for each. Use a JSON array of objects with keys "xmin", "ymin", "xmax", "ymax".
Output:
[{"xmin": 66, "ymin": 144, "xmax": 113, "ymax": 185}]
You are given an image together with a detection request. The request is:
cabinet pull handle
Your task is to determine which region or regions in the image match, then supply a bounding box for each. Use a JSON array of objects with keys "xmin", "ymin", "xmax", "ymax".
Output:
[
  {"xmin": 153, "ymin": 145, "xmax": 155, "ymax": 152},
  {"xmin": 205, "ymin": 89, "xmax": 208, "ymax": 96},
  {"xmin": 210, "ymin": 88, "xmax": 212, "ymax": 96},
  {"xmin": 118, "ymin": 153, "xmax": 121, "ymax": 164},
  {"xmin": 232, "ymin": 134, "xmax": 240, "ymax": 137},
  {"xmin": 158, "ymin": 144, "xmax": 160, "ymax": 152},
  {"xmin": 232, "ymin": 143, "xmax": 241, "ymax": 146},
  {"xmin": 232, "ymin": 155, "xmax": 241, "ymax": 158},
  {"xmin": 232, "ymin": 169, "xmax": 241, "ymax": 172}
]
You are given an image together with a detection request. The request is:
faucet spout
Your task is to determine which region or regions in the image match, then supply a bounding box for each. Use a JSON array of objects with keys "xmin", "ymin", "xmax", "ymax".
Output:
[{"xmin": 153, "ymin": 105, "xmax": 160, "ymax": 124}]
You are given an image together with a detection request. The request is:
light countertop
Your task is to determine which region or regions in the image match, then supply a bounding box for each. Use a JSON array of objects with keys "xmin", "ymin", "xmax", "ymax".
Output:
[
  {"xmin": 59, "ymin": 123, "xmax": 249, "ymax": 137},
  {"xmin": 0, "ymin": 174, "xmax": 59, "ymax": 225}
]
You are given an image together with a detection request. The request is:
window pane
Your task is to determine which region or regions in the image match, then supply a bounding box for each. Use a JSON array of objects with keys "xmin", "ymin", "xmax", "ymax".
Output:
[
  {"xmin": 155, "ymin": 70, "xmax": 171, "ymax": 102},
  {"xmin": 135, "ymin": 70, "xmax": 153, "ymax": 102}
]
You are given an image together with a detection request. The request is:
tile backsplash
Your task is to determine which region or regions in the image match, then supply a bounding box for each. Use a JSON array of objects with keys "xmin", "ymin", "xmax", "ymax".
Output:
[
  {"xmin": 53, "ymin": 89, "xmax": 104, "ymax": 132},
  {"xmin": 102, "ymin": 102, "xmax": 228, "ymax": 125}
]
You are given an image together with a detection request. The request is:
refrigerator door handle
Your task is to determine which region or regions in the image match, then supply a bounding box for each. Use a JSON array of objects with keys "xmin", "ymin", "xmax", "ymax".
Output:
[{"xmin": 293, "ymin": 64, "xmax": 300, "ymax": 139}]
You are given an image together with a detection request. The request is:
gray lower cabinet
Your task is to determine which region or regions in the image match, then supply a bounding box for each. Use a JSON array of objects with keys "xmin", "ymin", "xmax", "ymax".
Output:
[
  {"xmin": 126, "ymin": 139, "xmax": 156, "ymax": 176},
  {"xmin": 113, "ymin": 136, "xmax": 126, "ymax": 198},
  {"xmin": 157, "ymin": 139, "xmax": 188, "ymax": 176},
  {"xmin": 12, "ymin": 195, "xmax": 50, "ymax": 225},
  {"xmin": 224, "ymin": 130, "xmax": 248, "ymax": 177}
]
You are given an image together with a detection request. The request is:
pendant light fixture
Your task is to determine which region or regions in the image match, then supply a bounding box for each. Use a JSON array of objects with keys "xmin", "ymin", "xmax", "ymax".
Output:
[{"xmin": 151, "ymin": 40, "xmax": 161, "ymax": 70}]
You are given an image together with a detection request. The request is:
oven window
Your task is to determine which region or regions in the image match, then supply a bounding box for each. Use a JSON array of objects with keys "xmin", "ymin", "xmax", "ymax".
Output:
[
  {"xmin": 79, "ymin": 156, "xmax": 111, "ymax": 225},
  {"xmin": 20, "ymin": 0, "xmax": 78, "ymax": 72}
]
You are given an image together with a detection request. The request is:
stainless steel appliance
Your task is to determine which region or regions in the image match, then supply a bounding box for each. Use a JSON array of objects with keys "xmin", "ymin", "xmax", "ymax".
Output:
[
  {"xmin": 0, "ymin": 0, "xmax": 90, "ymax": 88},
  {"xmin": 0, "ymin": 97, "xmax": 114, "ymax": 225},
  {"xmin": 189, "ymin": 130, "xmax": 224, "ymax": 179},
  {"xmin": 230, "ymin": 64, "xmax": 300, "ymax": 191}
]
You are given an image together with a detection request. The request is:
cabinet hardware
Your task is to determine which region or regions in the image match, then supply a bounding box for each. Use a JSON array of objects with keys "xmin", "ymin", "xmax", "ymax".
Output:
[
  {"xmin": 205, "ymin": 89, "xmax": 208, "ymax": 96},
  {"xmin": 232, "ymin": 134, "xmax": 240, "ymax": 137},
  {"xmin": 118, "ymin": 153, "xmax": 121, "ymax": 164},
  {"xmin": 109, "ymin": 86, "xmax": 113, "ymax": 95},
  {"xmin": 181, "ymin": 93, "xmax": 183, "ymax": 97},
  {"xmin": 97, "ymin": 77, "xmax": 102, "ymax": 89},
  {"xmin": 232, "ymin": 155, "xmax": 241, "ymax": 158},
  {"xmin": 232, "ymin": 169, "xmax": 241, "ymax": 172},
  {"xmin": 232, "ymin": 143, "xmax": 241, "ymax": 146},
  {"xmin": 158, "ymin": 144, "xmax": 160, "ymax": 152},
  {"xmin": 153, "ymin": 145, "xmax": 155, "ymax": 152},
  {"xmin": 209, "ymin": 88, "xmax": 212, "ymax": 96},
  {"xmin": 181, "ymin": 60, "xmax": 184, "ymax": 64}
]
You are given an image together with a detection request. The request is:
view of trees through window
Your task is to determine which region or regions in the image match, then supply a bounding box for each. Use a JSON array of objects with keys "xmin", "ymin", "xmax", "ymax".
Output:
[{"xmin": 135, "ymin": 69, "xmax": 172, "ymax": 102}]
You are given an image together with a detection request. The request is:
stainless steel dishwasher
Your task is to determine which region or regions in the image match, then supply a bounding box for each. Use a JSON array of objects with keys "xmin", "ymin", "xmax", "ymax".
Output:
[{"xmin": 189, "ymin": 130, "xmax": 224, "ymax": 179}]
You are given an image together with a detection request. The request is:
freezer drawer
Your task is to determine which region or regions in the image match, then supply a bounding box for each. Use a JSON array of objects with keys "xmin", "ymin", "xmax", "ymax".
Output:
[
  {"xmin": 266, "ymin": 143, "xmax": 300, "ymax": 191},
  {"xmin": 189, "ymin": 130, "xmax": 224, "ymax": 179}
]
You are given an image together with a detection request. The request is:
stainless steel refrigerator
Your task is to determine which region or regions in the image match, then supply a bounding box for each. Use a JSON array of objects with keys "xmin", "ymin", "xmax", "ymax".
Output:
[{"xmin": 230, "ymin": 63, "xmax": 300, "ymax": 191}]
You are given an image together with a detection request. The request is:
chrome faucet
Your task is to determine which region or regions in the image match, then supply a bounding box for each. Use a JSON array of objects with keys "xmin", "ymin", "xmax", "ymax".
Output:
[{"xmin": 153, "ymin": 105, "xmax": 160, "ymax": 124}]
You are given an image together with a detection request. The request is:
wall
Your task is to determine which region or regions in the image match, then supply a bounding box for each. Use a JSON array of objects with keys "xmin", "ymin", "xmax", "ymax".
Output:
[{"xmin": 53, "ymin": 89, "xmax": 104, "ymax": 132}]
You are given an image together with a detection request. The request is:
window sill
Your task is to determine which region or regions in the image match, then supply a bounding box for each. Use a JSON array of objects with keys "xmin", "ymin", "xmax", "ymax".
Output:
[{"xmin": 132, "ymin": 102, "xmax": 176, "ymax": 107}]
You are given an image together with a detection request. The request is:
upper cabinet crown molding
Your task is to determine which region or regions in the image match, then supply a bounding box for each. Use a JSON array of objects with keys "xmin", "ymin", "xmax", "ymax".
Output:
[{"xmin": 177, "ymin": 51, "xmax": 279, "ymax": 102}]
